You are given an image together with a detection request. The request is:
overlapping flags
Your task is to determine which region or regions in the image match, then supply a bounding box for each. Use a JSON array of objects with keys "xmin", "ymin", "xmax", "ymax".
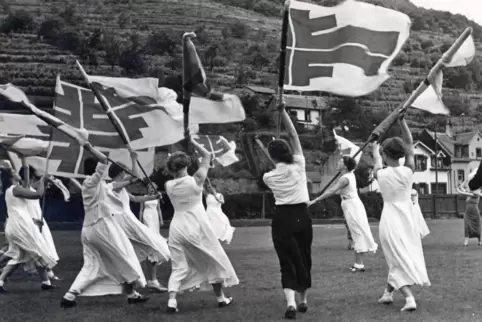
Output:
[
  {"xmin": 0, "ymin": 134, "xmax": 49, "ymax": 157},
  {"xmin": 411, "ymin": 35, "xmax": 476, "ymax": 115},
  {"xmin": 192, "ymin": 135, "xmax": 239, "ymax": 167},
  {"xmin": 0, "ymin": 84, "xmax": 154, "ymax": 178},
  {"xmin": 283, "ymin": 0, "xmax": 411, "ymax": 96}
]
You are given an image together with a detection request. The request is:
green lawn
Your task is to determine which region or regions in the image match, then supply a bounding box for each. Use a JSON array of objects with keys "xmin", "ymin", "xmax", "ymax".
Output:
[{"xmin": 1, "ymin": 219, "xmax": 481, "ymax": 321}]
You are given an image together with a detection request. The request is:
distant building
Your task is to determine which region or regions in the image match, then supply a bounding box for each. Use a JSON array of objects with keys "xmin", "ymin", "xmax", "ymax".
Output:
[
  {"xmin": 283, "ymin": 94, "xmax": 328, "ymax": 129},
  {"xmin": 412, "ymin": 140, "xmax": 450, "ymax": 194}
]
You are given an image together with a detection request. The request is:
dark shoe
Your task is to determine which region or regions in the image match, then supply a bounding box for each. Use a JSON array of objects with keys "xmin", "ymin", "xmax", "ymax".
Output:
[
  {"xmin": 60, "ymin": 298, "xmax": 77, "ymax": 308},
  {"xmin": 41, "ymin": 284, "xmax": 58, "ymax": 291},
  {"xmin": 127, "ymin": 294, "xmax": 150, "ymax": 304},
  {"xmin": 350, "ymin": 266, "xmax": 366, "ymax": 273},
  {"xmin": 166, "ymin": 306, "xmax": 179, "ymax": 314},
  {"xmin": 0, "ymin": 286, "xmax": 6, "ymax": 294},
  {"xmin": 285, "ymin": 306, "xmax": 296, "ymax": 320},
  {"xmin": 297, "ymin": 303, "xmax": 308, "ymax": 313},
  {"xmin": 218, "ymin": 297, "xmax": 234, "ymax": 308}
]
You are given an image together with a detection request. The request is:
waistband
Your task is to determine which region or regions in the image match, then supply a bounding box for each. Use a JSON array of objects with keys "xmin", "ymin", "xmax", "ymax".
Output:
[{"xmin": 275, "ymin": 203, "xmax": 308, "ymax": 208}]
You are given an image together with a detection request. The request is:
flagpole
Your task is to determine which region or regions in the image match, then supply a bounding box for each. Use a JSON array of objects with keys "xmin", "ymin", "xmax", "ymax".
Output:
[
  {"xmin": 74, "ymin": 61, "xmax": 159, "ymax": 196},
  {"xmin": 39, "ymin": 127, "xmax": 54, "ymax": 233},
  {"xmin": 276, "ymin": 0, "xmax": 290, "ymax": 139},
  {"xmin": 315, "ymin": 27, "xmax": 473, "ymax": 197},
  {"xmin": 182, "ymin": 32, "xmax": 196, "ymax": 154}
]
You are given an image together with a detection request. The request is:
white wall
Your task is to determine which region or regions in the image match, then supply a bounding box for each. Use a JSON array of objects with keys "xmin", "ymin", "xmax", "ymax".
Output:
[{"xmin": 413, "ymin": 144, "xmax": 449, "ymax": 193}]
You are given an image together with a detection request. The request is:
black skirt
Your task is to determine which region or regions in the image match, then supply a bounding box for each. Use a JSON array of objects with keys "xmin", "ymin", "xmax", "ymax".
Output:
[{"xmin": 271, "ymin": 203, "xmax": 313, "ymax": 292}]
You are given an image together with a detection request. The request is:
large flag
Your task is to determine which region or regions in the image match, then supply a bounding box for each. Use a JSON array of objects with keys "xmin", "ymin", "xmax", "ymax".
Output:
[
  {"xmin": 411, "ymin": 35, "xmax": 475, "ymax": 115},
  {"xmin": 0, "ymin": 134, "xmax": 49, "ymax": 157},
  {"xmin": 192, "ymin": 135, "xmax": 239, "ymax": 167},
  {"xmin": 0, "ymin": 84, "xmax": 155, "ymax": 178},
  {"xmin": 69, "ymin": 71, "xmax": 198, "ymax": 149},
  {"xmin": 333, "ymin": 130, "xmax": 362, "ymax": 163},
  {"xmin": 283, "ymin": 0, "xmax": 410, "ymax": 96},
  {"xmin": 182, "ymin": 34, "xmax": 246, "ymax": 123}
]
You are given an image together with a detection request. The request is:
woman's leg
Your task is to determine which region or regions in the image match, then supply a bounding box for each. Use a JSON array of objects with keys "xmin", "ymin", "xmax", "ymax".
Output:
[
  {"xmin": 379, "ymin": 283, "xmax": 395, "ymax": 304},
  {"xmin": 0, "ymin": 264, "xmax": 18, "ymax": 291},
  {"xmin": 36, "ymin": 264, "xmax": 55, "ymax": 290},
  {"xmin": 145, "ymin": 261, "xmax": 167, "ymax": 292},
  {"xmin": 212, "ymin": 282, "xmax": 233, "ymax": 307},
  {"xmin": 399, "ymin": 285, "xmax": 416, "ymax": 311}
]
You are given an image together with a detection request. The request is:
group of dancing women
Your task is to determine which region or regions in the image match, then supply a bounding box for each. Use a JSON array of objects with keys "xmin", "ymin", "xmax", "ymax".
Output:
[{"xmin": 3, "ymin": 103, "xmax": 482, "ymax": 319}]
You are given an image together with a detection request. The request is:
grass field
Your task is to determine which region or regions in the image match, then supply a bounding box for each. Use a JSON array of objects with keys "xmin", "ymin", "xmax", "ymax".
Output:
[{"xmin": 1, "ymin": 219, "xmax": 482, "ymax": 321}]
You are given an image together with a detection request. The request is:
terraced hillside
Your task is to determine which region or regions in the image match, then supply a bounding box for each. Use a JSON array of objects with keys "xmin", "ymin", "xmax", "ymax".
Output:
[{"xmin": 1, "ymin": 0, "xmax": 482, "ymax": 192}]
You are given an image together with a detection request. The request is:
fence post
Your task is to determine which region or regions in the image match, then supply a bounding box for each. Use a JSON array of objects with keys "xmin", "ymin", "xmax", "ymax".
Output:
[
  {"xmin": 454, "ymin": 195, "xmax": 459, "ymax": 217},
  {"xmin": 261, "ymin": 193, "xmax": 266, "ymax": 219},
  {"xmin": 432, "ymin": 194, "xmax": 437, "ymax": 219}
]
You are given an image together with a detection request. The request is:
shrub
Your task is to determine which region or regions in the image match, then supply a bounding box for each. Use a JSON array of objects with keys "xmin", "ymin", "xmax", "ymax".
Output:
[
  {"xmin": 230, "ymin": 21, "xmax": 248, "ymax": 39},
  {"xmin": 0, "ymin": 10, "xmax": 35, "ymax": 33},
  {"xmin": 144, "ymin": 30, "xmax": 177, "ymax": 55},
  {"xmin": 38, "ymin": 18, "xmax": 64, "ymax": 40},
  {"xmin": 253, "ymin": 0, "xmax": 281, "ymax": 17},
  {"xmin": 212, "ymin": 56, "xmax": 228, "ymax": 67}
]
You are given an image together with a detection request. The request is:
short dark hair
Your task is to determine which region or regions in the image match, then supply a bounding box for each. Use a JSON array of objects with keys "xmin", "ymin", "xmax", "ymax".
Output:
[
  {"xmin": 83, "ymin": 157, "xmax": 99, "ymax": 176},
  {"xmin": 19, "ymin": 165, "xmax": 38, "ymax": 181},
  {"xmin": 108, "ymin": 162, "xmax": 126, "ymax": 179},
  {"xmin": 267, "ymin": 139, "xmax": 293, "ymax": 164},
  {"xmin": 381, "ymin": 137, "xmax": 406, "ymax": 160},
  {"xmin": 166, "ymin": 151, "xmax": 191, "ymax": 174},
  {"xmin": 342, "ymin": 156, "xmax": 357, "ymax": 171}
]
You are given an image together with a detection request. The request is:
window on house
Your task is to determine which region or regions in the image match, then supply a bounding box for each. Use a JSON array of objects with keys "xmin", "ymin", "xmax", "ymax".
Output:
[
  {"xmin": 304, "ymin": 110, "xmax": 311, "ymax": 122},
  {"xmin": 430, "ymin": 156, "xmax": 443, "ymax": 168},
  {"xmin": 477, "ymin": 148, "xmax": 482, "ymax": 159},
  {"xmin": 455, "ymin": 145, "xmax": 469, "ymax": 158},
  {"xmin": 414, "ymin": 155, "xmax": 427, "ymax": 171},
  {"xmin": 457, "ymin": 170, "xmax": 465, "ymax": 184},
  {"xmin": 418, "ymin": 183, "xmax": 428, "ymax": 194},
  {"xmin": 430, "ymin": 183, "xmax": 447, "ymax": 194}
]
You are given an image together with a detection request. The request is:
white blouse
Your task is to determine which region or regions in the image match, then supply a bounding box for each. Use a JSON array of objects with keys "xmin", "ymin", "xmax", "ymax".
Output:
[{"xmin": 263, "ymin": 154, "xmax": 309, "ymax": 205}]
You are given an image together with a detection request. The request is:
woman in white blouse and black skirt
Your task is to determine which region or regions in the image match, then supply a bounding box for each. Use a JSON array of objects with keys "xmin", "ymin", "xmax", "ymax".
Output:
[{"xmin": 262, "ymin": 103, "xmax": 312, "ymax": 320}]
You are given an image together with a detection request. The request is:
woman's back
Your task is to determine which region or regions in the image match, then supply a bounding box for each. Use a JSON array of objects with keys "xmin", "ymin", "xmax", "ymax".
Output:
[
  {"xmin": 166, "ymin": 176, "xmax": 203, "ymax": 213},
  {"xmin": 378, "ymin": 166, "xmax": 413, "ymax": 203},
  {"xmin": 339, "ymin": 172, "xmax": 358, "ymax": 199},
  {"xmin": 5, "ymin": 186, "xmax": 29, "ymax": 219}
]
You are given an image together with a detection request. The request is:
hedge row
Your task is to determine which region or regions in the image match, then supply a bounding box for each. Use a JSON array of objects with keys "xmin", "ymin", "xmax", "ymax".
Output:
[{"xmin": 0, "ymin": 192, "xmax": 385, "ymax": 222}]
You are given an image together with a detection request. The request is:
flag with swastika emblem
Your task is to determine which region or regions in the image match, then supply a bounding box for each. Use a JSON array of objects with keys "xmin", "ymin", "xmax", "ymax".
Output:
[{"xmin": 284, "ymin": 0, "xmax": 410, "ymax": 96}]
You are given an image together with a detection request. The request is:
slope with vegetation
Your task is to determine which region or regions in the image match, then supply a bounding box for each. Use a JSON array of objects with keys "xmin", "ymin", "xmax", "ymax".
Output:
[{"xmin": 0, "ymin": 0, "xmax": 482, "ymax": 194}]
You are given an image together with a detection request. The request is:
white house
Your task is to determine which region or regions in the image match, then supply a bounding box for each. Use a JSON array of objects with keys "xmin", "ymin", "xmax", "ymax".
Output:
[
  {"xmin": 413, "ymin": 140, "xmax": 451, "ymax": 194},
  {"xmin": 283, "ymin": 94, "xmax": 327, "ymax": 129}
]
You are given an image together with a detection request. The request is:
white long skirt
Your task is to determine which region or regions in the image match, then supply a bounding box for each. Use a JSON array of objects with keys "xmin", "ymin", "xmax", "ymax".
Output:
[
  {"xmin": 40, "ymin": 219, "xmax": 59, "ymax": 262},
  {"xmin": 341, "ymin": 198, "xmax": 378, "ymax": 253},
  {"xmin": 206, "ymin": 205, "xmax": 235, "ymax": 244},
  {"xmin": 69, "ymin": 215, "xmax": 146, "ymax": 296},
  {"xmin": 379, "ymin": 201, "xmax": 430, "ymax": 290},
  {"xmin": 142, "ymin": 207, "xmax": 160, "ymax": 235},
  {"xmin": 116, "ymin": 212, "xmax": 170, "ymax": 264},
  {"xmin": 168, "ymin": 203, "xmax": 239, "ymax": 293},
  {"xmin": 4, "ymin": 213, "xmax": 57, "ymax": 273},
  {"xmin": 412, "ymin": 203, "xmax": 430, "ymax": 239}
]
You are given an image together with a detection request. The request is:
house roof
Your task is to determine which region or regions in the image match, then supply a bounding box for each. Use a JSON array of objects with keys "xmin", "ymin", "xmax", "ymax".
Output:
[
  {"xmin": 414, "ymin": 140, "xmax": 435, "ymax": 154},
  {"xmin": 283, "ymin": 94, "xmax": 328, "ymax": 110},
  {"xmin": 424, "ymin": 130, "xmax": 455, "ymax": 155},
  {"xmin": 454, "ymin": 131, "xmax": 482, "ymax": 144},
  {"xmin": 244, "ymin": 85, "xmax": 276, "ymax": 95}
]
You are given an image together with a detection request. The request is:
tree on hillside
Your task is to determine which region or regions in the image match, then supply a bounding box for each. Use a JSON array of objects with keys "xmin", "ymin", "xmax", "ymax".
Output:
[
  {"xmin": 37, "ymin": 18, "xmax": 64, "ymax": 40},
  {"xmin": 204, "ymin": 44, "xmax": 218, "ymax": 71},
  {"xmin": 59, "ymin": 4, "xmax": 82, "ymax": 25},
  {"xmin": 444, "ymin": 95, "xmax": 471, "ymax": 117},
  {"xmin": 102, "ymin": 35, "xmax": 127, "ymax": 69},
  {"xmin": 230, "ymin": 21, "xmax": 248, "ymax": 39},
  {"xmin": 0, "ymin": 10, "xmax": 35, "ymax": 33},
  {"xmin": 144, "ymin": 30, "xmax": 177, "ymax": 56}
]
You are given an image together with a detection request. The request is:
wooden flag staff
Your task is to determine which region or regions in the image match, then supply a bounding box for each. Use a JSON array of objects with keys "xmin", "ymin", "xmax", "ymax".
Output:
[
  {"xmin": 316, "ymin": 27, "xmax": 473, "ymax": 197},
  {"xmin": 275, "ymin": 0, "xmax": 290, "ymax": 139}
]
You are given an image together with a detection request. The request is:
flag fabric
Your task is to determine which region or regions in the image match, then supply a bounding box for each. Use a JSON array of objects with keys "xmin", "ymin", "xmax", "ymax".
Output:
[
  {"xmin": 284, "ymin": 0, "xmax": 410, "ymax": 96},
  {"xmin": 72, "ymin": 72, "xmax": 198, "ymax": 149},
  {"xmin": 48, "ymin": 177, "xmax": 71, "ymax": 202},
  {"xmin": 0, "ymin": 134, "xmax": 49, "ymax": 157},
  {"xmin": 182, "ymin": 33, "xmax": 245, "ymax": 123},
  {"xmin": 192, "ymin": 135, "xmax": 239, "ymax": 167},
  {"xmin": 411, "ymin": 35, "xmax": 475, "ymax": 115},
  {"xmin": 0, "ymin": 105, "xmax": 154, "ymax": 179},
  {"xmin": 333, "ymin": 130, "xmax": 362, "ymax": 163}
]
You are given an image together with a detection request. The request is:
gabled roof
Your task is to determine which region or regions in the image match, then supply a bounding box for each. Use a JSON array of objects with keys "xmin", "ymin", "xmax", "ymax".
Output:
[
  {"xmin": 454, "ymin": 131, "xmax": 482, "ymax": 145},
  {"xmin": 283, "ymin": 94, "xmax": 328, "ymax": 110},
  {"xmin": 414, "ymin": 140, "xmax": 435, "ymax": 154},
  {"xmin": 244, "ymin": 85, "xmax": 276, "ymax": 95},
  {"xmin": 424, "ymin": 130, "xmax": 455, "ymax": 156}
]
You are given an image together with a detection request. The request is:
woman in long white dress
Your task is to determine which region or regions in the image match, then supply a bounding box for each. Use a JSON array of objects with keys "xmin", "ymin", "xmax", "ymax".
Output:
[
  {"xmin": 164, "ymin": 137, "xmax": 239, "ymax": 314},
  {"xmin": 109, "ymin": 151, "xmax": 170, "ymax": 293},
  {"xmin": 205, "ymin": 183, "xmax": 235, "ymax": 244},
  {"xmin": 373, "ymin": 115, "xmax": 430, "ymax": 312},
  {"xmin": 20, "ymin": 165, "xmax": 60, "ymax": 280},
  {"xmin": 308, "ymin": 156, "xmax": 377, "ymax": 272},
  {"xmin": 456, "ymin": 170, "xmax": 482, "ymax": 246},
  {"xmin": 139, "ymin": 182, "xmax": 164, "ymax": 235},
  {"xmin": 0, "ymin": 166, "xmax": 56, "ymax": 293},
  {"xmin": 410, "ymin": 189, "xmax": 430, "ymax": 240}
]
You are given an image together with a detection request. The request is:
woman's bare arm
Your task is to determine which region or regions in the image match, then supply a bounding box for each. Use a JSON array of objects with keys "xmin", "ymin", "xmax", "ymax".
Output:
[
  {"xmin": 192, "ymin": 136, "xmax": 212, "ymax": 186},
  {"xmin": 399, "ymin": 116, "xmax": 415, "ymax": 172},
  {"xmin": 279, "ymin": 106, "xmax": 302, "ymax": 155},
  {"xmin": 13, "ymin": 176, "xmax": 46, "ymax": 199}
]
